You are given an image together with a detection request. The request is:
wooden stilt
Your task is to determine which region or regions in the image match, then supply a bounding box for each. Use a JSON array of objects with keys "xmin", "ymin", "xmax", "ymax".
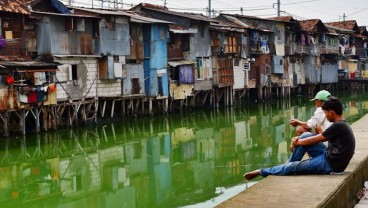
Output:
[
  {"xmin": 149, "ymin": 98, "xmax": 152, "ymax": 115},
  {"xmin": 111, "ymin": 99, "xmax": 115, "ymax": 118},
  {"xmin": 164, "ymin": 98, "xmax": 168, "ymax": 113},
  {"xmin": 20, "ymin": 109, "xmax": 25, "ymax": 135},
  {"xmin": 51, "ymin": 106, "xmax": 57, "ymax": 130},
  {"xmin": 68, "ymin": 106, "xmax": 72, "ymax": 126},
  {"xmin": 35, "ymin": 107, "xmax": 40, "ymax": 133},
  {"xmin": 102, "ymin": 100, "xmax": 106, "ymax": 118},
  {"xmin": 2, "ymin": 111, "xmax": 9, "ymax": 137}
]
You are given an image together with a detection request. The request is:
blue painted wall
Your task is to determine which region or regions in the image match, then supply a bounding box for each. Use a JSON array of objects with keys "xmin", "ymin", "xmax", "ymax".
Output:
[{"xmin": 143, "ymin": 24, "xmax": 169, "ymax": 97}]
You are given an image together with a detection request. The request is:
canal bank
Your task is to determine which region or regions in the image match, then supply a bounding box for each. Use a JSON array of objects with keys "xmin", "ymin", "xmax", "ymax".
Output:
[{"xmin": 216, "ymin": 113, "xmax": 368, "ymax": 208}]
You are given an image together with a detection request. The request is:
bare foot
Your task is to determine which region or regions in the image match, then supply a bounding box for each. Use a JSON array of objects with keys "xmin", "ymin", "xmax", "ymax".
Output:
[{"xmin": 243, "ymin": 170, "xmax": 261, "ymax": 180}]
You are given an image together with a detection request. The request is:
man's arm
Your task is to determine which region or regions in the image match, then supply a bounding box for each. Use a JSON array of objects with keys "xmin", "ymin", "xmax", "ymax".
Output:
[
  {"xmin": 289, "ymin": 119, "xmax": 311, "ymax": 130},
  {"xmin": 290, "ymin": 134, "xmax": 327, "ymax": 151}
]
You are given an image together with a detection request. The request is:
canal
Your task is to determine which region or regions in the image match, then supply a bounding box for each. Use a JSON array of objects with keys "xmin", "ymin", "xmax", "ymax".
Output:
[{"xmin": 0, "ymin": 91, "xmax": 368, "ymax": 208}]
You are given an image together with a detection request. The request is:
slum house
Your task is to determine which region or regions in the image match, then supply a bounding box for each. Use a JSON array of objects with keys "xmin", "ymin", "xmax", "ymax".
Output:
[
  {"xmin": 297, "ymin": 19, "xmax": 331, "ymax": 94},
  {"xmin": 267, "ymin": 16, "xmax": 301, "ymax": 96},
  {"xmin": 70, "ymin": 8, "xmax": 171, "ymax": 116},
  {"xmin": 31, "ymin": 0, "xmax": 138, "ymax": 125},
  {"xmin": 277, "ymin": 16, "xmax": 307, "ymax": 92},
  {"xmin": 360, "ymin": 26, "xmax": 368, "ymax": 58},
  {"xmin": 220, "ymin": 15, "xmax": 285, "ymax": 99},
  {"xmin": 0, "ymin": 0, "xmax": 62, "ymax": 136},
  {"xmin": 29, "ymin": 0, "xmax": 102, "ymax": 127},
  {"xmin": 359, "ymin": 26, "xmax": 368, "ymax": 78},
  {"xmin": 326, "ymin": 20, "xmax": 367, "ymax": 79},
  {"xmin": 318, "ymin": 24, "xmax": 340, "ymax": 88},
  {"xmin": 128, "ymin": 4, "xmax": 180, "ymax": 113},
  {"xmin": 132, "ymin": 3, "xmax": 218, "ymax": 110},
  {"xmin": 65, "ymin": 7, "xmax": 135, "ymax": 118},
  {"xmin": 210, "ymin": 16, "xmax": 249, "ymax": 104}
]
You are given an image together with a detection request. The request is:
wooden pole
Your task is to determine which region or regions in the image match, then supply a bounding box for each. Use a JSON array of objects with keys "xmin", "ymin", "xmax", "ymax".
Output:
[
  {"xmin": 3, "ymin": 111, "xmax": 9, "ymax": 137},
  {"xmin": 20, "ymin": 109, "xmax": 26, "ymax": 135}
]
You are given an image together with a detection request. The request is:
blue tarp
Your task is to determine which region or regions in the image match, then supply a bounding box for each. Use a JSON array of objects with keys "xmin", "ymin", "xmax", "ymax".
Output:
[{"xmin": 51, "ymin": 0, "xmax": 71, "ymax": 14}]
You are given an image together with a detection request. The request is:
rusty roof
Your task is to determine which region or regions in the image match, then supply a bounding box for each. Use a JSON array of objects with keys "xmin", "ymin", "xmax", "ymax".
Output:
[
  {"xmin": 138, "ymin": 3, "xmax": 168, "ymax": 10},
  {"xmin": 134, "ymin": 3, "xmax": 216, "ymax": 22},
  {"xmin": 0, "ymin": 0, "xmax": 30, "ymax": 14},
  {"xmin": 298, "ymin": 19, "xmax": 328, "ymax": 32},
  {"xmin": 326, "ymin": 20, "xmax": 358, "ymax": 31},
  {"xmin": 359, "ymin": 26, "xmax": 368, "ymax": 35},
  {"xmin": 267, "ymin": 16, "xmax": 296, "ymax": 22}
]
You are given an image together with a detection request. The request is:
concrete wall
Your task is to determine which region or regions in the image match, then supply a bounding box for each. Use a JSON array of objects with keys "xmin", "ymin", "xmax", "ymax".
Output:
[{"xmin": 56, "ymin": 58, "xmax": 98, "ymax": 101}]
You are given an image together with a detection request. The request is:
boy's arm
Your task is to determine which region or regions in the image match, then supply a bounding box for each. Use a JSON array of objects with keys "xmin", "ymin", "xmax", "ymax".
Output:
[{"xmin": 290, "ymin": 134, "xmax": 327, "ymax": 151}]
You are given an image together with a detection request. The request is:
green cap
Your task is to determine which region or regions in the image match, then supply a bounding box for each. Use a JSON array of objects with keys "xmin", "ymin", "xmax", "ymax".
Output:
[{"xmin": 310, "ymin": 90, "xmax": 331, "ymax": 101}]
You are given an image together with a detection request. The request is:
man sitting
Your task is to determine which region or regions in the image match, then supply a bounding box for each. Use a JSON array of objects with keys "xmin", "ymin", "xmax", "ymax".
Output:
[
  {"xmin": 244, "ymin": 97, "xmax": 355, "ymax": 180},
  {"xmin": 289, "ymin": 90, "xmax": 332, "ymax": 136}
]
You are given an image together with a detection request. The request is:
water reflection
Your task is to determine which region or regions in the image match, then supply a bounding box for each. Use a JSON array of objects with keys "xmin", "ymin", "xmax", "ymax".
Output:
[{"xmin": 1, "ymin": 94, "xmax": 368, "ymax": 208}]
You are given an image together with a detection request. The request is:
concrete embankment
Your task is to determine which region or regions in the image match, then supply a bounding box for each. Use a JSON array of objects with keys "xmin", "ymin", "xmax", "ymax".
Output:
[{"xmin": 216, "ymin": 114, "xmax": 368, "ymax": 208}]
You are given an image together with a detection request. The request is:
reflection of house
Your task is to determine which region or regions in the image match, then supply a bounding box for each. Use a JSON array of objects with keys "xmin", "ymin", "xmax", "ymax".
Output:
[
  {"xmin": 195, "ymin": 128, "xmax": 215, "ymax": 197},
  {"xmin": 234, "ymin": 121, "xmax": 252, "ymax": 151},
  {"xmin": 147, "ymin": 133, "xmax": 172, "ymax": 207},
  {"xmin": 346, "ymin": 101, "xmax": 359, "ymax": 117}
]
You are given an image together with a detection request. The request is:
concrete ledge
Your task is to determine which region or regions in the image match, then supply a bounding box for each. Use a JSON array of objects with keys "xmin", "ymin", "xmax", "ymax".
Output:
[{"xmin": 216, "ymin": 114, "xmax": 368, "ymax": 208}]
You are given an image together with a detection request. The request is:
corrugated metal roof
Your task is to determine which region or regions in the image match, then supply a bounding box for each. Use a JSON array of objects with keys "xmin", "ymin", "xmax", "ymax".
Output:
[
  {"xmin": 0, "ymin": 61, "xmax": 60, "ymax": 67},
  {"xmin": 69, "ymin": 7, "xmax": 130, "ymax": 16},
  {"xmin": 169, "ymin": 27, "xmax": 198, "ymax": 34},
  {"xmin": 32, "ymin": 10, "xmax": 99, "ymax": 18},
  {"xmin": 267, "ymin": 16, "xmax": 296, "ymax": 22},
  {"xmin": 138, "ymin": 3, "xmax": 216, "ymax": 22},
  {"xmin": 168, "ymin": 60, "xmax": 196, "ymax": 67},
  {"xmin": 210, "ymin": 19, "xmax": 245, "ymax": 32},
  {"xmin": 221, "ymin": 15, "xmax": 250, "ymax": 28},
  {"xmin": 70, "ymin": 7, "xmax": 172, "ymax": 24},
  {"xmin": 0, "ymin": 0, "xmax": 30, "ymax": 14},
  {"xmin": 124, "ymin": 11, "xmax": 172, "ymax": 24}
]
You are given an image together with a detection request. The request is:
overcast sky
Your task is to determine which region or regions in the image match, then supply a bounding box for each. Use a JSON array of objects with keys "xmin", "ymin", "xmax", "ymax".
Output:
[{"xmin": 62, "ymin": 0, "xmax": 368, "ymax": 26}]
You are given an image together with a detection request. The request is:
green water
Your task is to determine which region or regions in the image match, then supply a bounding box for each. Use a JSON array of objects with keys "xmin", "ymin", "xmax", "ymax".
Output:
[{"xmin": 1, "ymin": 91, "xmax": 368, "ymax": 208}]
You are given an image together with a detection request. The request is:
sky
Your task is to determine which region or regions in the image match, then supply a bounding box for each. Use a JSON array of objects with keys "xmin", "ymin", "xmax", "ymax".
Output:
[{"xmin": 61, "ymin": 0, "xmax": 368, "ymax": 26}]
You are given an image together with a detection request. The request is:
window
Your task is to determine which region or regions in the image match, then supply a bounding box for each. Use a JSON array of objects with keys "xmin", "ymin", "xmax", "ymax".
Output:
[
  {"xmin": 158, "ymin": 77, "xmax": 163, "ymax": 96},
  {"xmin": 280, "ymin": 59, "xmax": 283, "ymax": 65},
  {"xmin": 69, "ymin": 64, "xmax": 78, "ymax": 86},
  {"xmin": 199, "ymin": 24, "xmax": 205, "ymax": 38},
  {"xmin": 277, "ymin": 29, "xmax": 282, "ymax": 41},
  {"xmin": 92, "ymin": 20, "xmax": 99, "ymax": 38},
  {"xmin": 105, "ymin": 16, "xmax": 115, "ymax": 31},
  {"xmin": 182, "ymin": 34, "xmax": 190, "ymax": 51},
  {"xmin": 196, "ymin": 57, "xmax": 210, "ymax": 79},
  {"xmin": 65, "ymin": 17, "xmax": 85, "ymax": 32},
  {"xmin": 234, "ymin": 58, "xmax": 240, "ymax": 66},
  {"xmin": 131, "ymin": 78, "xmax": 140, "ymax": 94},
  {"xmin": 225, "ymin": 35, "xmax": 238, "ymax": 53}
]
